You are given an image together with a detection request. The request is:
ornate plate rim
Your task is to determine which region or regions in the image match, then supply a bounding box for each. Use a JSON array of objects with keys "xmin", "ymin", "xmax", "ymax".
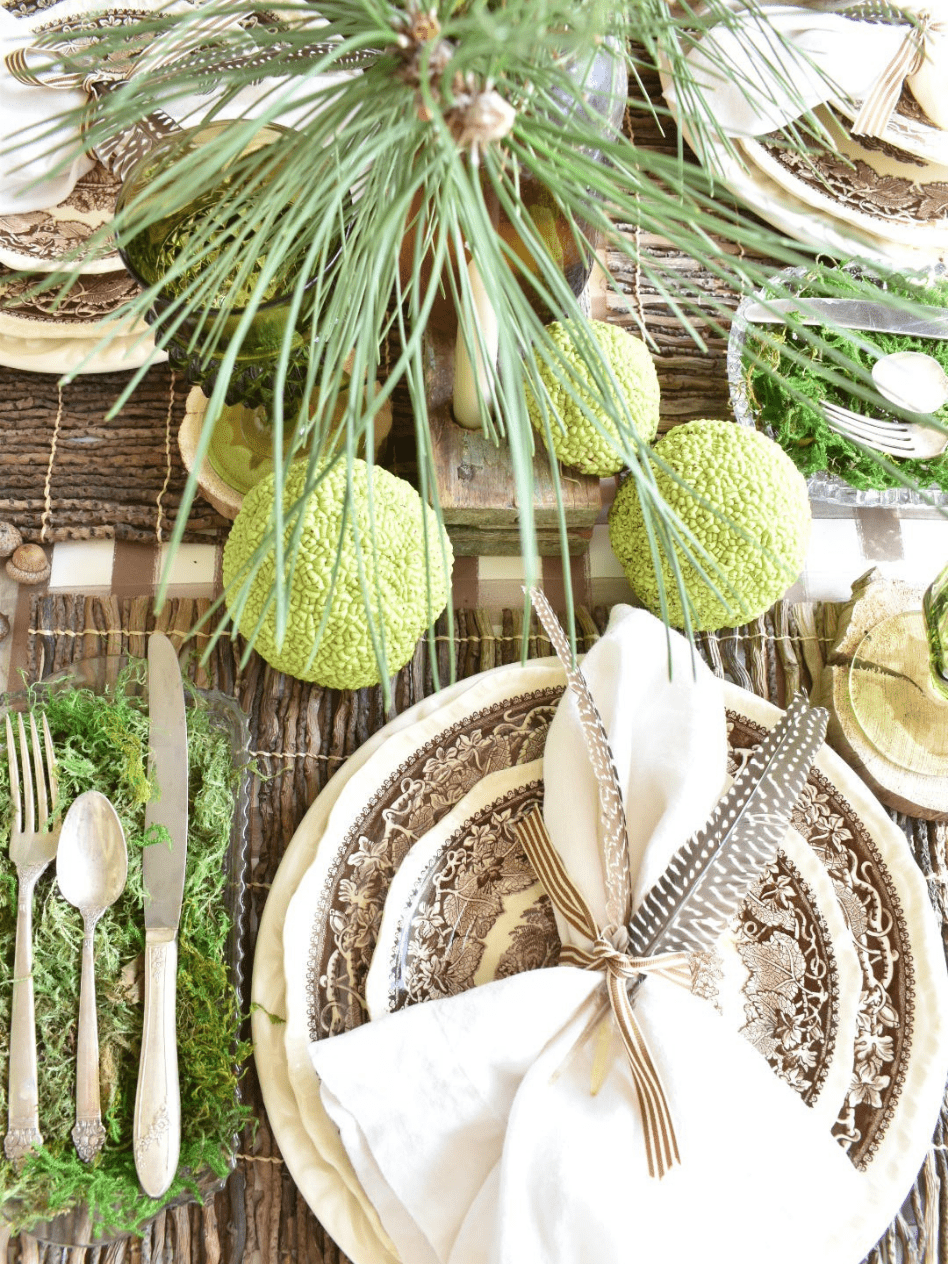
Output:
[
  {"xmin": 363, "ymin": 759, "xmax": 548, "ymax": 1023},
  {"xmin": 658, "ymin": 64, "xmax": 947, "ymax": 268},
  {"xmin": 740, "ymin": 110, "xmax": 948, "ymax": 249},
  {"xmin": 257, "ymin": 665, "xmax": 948, "ymax": 1264}
]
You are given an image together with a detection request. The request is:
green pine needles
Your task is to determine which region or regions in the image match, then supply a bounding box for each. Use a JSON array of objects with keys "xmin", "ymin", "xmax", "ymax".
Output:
[
  {"xmin": 26, "ymin": 0, "xmax": 939, "ymax": 678},
  {"xmin": 0, "ymin": 668, "xmax": 250, "ymax": 1238}
]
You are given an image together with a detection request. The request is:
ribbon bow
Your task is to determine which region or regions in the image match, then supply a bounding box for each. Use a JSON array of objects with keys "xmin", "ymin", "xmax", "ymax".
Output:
[
  {"xmin": 518, "ymin": 805, "xmax": 693, "ymax": 1180},
  {"xmin": 852, "ymin": 7, "xmax": 943, "ymax": 140},
  {"xmin": 516, "ymin": 588, "xmax": 698, "ymax": 1179}
]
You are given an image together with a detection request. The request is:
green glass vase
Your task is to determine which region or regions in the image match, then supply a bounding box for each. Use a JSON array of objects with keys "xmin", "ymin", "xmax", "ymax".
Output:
[{"xmin": 115, "ymin": 122, "xmax": 330, "ymax": 409}]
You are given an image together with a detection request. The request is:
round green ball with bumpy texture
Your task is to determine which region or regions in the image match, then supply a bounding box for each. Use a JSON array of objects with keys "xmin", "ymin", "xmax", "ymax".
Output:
[
  {"xmin": 608, "ymin": 419, "xmax": 811, "ymax": 631},
  {"xmin": 526, "ymin": 320, "xmax": 660, "ymax": 476},
  {"xmin": 222, "ymin": 459, "xmax": 453, "ymax": 688}
]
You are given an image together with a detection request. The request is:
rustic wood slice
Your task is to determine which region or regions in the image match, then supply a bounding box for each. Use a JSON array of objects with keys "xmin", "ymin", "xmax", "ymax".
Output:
[
  {"xmin": 178, "ymin": 390, "xmax": 245, "ymax": 521},
  {"xmin": 180, "ymin": 379, "xmax": 395, "ymax": 525},
  {"xmin": 425, "ymin": 323, "xmax": 602, "ymax": 556},
  {"xmin": 822, "ymin": 569, "xmax": 948, "ymax": 821}
]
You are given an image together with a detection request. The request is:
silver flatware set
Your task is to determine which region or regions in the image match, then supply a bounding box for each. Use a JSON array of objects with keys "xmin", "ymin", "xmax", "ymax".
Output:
[
  {"xmin": 744, "ymin": 295, "xmax": 948, "ymax": 457},
  {"xmin": 2, "ymin": 634, "xmax": 188, "ymax": 1198}
]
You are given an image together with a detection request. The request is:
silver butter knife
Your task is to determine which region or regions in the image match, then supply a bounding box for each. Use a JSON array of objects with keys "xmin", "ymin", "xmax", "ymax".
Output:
[
  {"xmin": 743, "ymin": 297, "xmax": 948, "ymax": 340},
  {"xmin": 133, "ymin": 634, "xmax": 188, "ymax": 1199}
]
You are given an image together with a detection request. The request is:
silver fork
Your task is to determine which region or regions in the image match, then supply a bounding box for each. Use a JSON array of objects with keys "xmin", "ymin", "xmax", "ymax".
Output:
[
  {"xmin": 823, "ymin": 401, "xmax": 948, "ymax": 460},
  {"xmin": 4, "ymin": 712, "xmax": 60, "ymax": 1165}
]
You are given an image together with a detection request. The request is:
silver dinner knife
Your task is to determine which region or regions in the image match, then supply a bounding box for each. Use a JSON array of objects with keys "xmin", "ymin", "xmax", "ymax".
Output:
[
  {"xmin": 742, "ymin": 297, "xmax": 948, "ymax": 340},
  {"xmin": 133, "ymin": 633, "xmax": 189, "ymax": 1198}
]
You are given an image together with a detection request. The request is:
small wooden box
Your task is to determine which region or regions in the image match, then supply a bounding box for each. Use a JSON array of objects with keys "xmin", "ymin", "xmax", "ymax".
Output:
[{"xmin": 425, "ymin": 326, "xmax": 601, "ymax": 556}]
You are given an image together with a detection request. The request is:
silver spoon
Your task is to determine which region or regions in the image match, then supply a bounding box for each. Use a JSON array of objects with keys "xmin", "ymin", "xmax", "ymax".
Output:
[
  {"xmin": 872, "ymin": 350, "xmax": 948, "ymax": 415},
  {"xmin": 57, "ymin": 791, "xmax": 128, "ymax": 1162}
]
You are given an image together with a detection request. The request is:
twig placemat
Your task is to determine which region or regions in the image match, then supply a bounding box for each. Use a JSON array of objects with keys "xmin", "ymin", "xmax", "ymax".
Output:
[
  {"xmin": 2, "ymin": 594, "xmax": 943, "ymax": 1264},
  {"xmin": 0, "ymin": 365, "xmax": 232, "ymax": 546}
]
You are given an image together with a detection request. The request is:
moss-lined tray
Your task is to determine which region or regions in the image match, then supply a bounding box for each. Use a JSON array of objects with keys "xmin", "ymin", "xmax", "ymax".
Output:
[
  {"xmin": 728, "ymin": 263, "xmax": 948, "ymax": 507},
  {"xmin": 0, "ymin": 656, "xmax": 252, "ymax": 1243}
]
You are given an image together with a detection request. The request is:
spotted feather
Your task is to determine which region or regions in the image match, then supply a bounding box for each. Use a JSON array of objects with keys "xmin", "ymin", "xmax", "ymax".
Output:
[{"xmin": 626, "ymin": 692, "xmax": 828, "ymax": 957}]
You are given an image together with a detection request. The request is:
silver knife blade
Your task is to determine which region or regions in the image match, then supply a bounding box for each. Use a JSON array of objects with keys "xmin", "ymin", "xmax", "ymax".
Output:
[
  {"xmin": 743, "ymin": 297, "xmax": 948, "ymax": 340},
  {"xmin": 143, "ymin": 634, "xmax": 188, "ymax": 930}
]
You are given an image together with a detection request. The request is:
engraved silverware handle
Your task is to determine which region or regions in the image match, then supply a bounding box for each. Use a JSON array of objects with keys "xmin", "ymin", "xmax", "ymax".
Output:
[
  {"xmin": 72, "ymin": 914, "xmax": 106, "ymax": 1162},
  {"xmin": 5, "ymin": 870, "xmax": 43, "ymax": 1164},
  {"xmin": 133, "ymin": 929, "xmax": 180, "ymax": 1197}
]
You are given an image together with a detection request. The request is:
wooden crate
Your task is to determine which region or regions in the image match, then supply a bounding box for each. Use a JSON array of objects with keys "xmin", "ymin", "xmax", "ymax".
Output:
[{"xmin": 424, "ymin": 325, "xmax": 601, "ymax": 556}]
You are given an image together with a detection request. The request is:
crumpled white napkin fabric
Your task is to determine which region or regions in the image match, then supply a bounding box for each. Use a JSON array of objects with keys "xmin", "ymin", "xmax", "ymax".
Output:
[
  {"xmin": 309, "ymin": 605, "xmax": 878, "ymax": 1264},
  {"xmin": 663, "ymin": 3, "xmax": 942, "ymax": 139},
  {"xmin": 0, "ymin": 8, "xmax": 95, "ymax": 215},
  {"xmin": 0, "ymin": 0, "xmax": 351, "ymax": 214}
]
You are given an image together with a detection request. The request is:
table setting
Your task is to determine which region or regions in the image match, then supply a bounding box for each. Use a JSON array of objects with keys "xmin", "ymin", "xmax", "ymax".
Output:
[
  {"xmin": 247, "ymin": 589, "xmax": 948, "ymax": 1264},
  {"xmin": 2, "ymin": 0, "xmax": 948, "ymax": 1261},
  {"xmin": 660, "ymin": 2, "xmax": 948, "ymax": 268}
]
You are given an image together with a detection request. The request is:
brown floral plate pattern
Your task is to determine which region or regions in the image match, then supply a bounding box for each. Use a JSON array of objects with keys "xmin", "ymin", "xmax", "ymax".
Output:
[
  {"xmin": 363, "ymin": 724, "xmax": 859, "ymax": 1128},
  {"xmin": 727, "ymin": 710, "xmax": 913, "ymax": 1168},
  {"xmin": 0, "ymin": 266, "xmax": 141, "ymax": 336},
  {"xmin": 0, "ymin": 161, "xmax": 123, "ymax": 274},
  {"xmin": 272, "ymin": 668, "xmax": 948, "ymax": 1264},
  {"xmin": 743, "ymin": 105, "xmax": 948, "ymax": 252},
  {"xmin": 299, "ymin": 673, "xmax": 564, "ymax": 1043},
  {"xmin": 363, "ymin": 763, "xmax": 556, "ymax": 1019}
]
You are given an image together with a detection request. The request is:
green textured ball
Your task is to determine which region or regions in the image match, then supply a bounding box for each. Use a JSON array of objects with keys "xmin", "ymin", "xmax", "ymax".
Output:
[
  {"xmin": 526, "ymin": 320, "xmax": 660, "ymax": 476},
  {"xmin": 222, "ymin": 460, "xmax": 453, "ymax": 688},
  {"xmin": 609, "ymin": 419, "xmax": 811, "ymax": 631}
]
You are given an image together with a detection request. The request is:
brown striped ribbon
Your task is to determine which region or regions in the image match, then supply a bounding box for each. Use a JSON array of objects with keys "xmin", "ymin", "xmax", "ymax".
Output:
[
  {"xmin": 852, "ymin": 11, "xmax": 937, "ymax": 139},
  {"xmin": 518, "ymin": 805, "xmax": 693, "ymax": 1179}
]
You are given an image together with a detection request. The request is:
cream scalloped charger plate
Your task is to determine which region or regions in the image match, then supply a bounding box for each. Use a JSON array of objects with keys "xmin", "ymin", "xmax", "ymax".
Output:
[
  {"xmin": 741, "ymin": 105, "xmax": 948, "ymax": 254},
  {"xmin": 0, "ymin": 325, "xmax": 163, "ymax": 374},
  {"xmin": 659, "ymin": 67, "xmax": 948, "ymax": 268},
  {"xmin": 253, "ymin": 664, "xmax": 948, "ymax": 1264}
]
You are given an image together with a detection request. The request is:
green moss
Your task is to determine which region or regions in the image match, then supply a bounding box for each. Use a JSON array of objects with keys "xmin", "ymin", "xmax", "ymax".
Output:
[
  {"xmin": 0, "ymin": 667, "xmax": 250, "ymax": 1237},
  {"xmin": 744, "ymin": 271, "xmax": 948, "ymax": 493}
]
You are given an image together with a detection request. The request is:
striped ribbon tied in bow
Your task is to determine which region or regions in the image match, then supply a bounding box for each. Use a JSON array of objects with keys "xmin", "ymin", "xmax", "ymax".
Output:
[
  {"xmin": 518, "ymin": 805, "xmax": 694, "ymax": 1180},
  {"xmin": 852, "ymin": 8, "xmax": 942, "ymax": 139}
]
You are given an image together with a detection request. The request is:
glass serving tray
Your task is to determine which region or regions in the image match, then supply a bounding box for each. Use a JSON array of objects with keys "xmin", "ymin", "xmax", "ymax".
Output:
[
  {"xmin": 0, "ymin": 654, "xmax": 250, "ymax": 1246},
  {"xmin": 727, "ymin": 263, "xmax": 948, "ymax": 508}
]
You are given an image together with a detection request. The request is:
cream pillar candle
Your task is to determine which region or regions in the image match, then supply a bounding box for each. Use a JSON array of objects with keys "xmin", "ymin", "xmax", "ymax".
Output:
[{"xmin": 452, "ymin": 258, "xmax": 499, "ymax": 430}]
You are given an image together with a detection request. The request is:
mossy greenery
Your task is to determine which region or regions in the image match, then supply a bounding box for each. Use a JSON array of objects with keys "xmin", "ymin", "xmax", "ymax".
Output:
[
  {"xmin": 0, "ymin": 666, "xmax": 250, "ymax": 1237},
  {"xmin": 743, "ymin": 271, "xmax": 948, "ymax": 495}
]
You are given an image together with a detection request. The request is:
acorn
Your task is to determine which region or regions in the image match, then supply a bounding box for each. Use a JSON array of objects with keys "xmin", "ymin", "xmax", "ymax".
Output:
[
  {"xmin": 0, "ymin": 521, "xmax": 22, "ymax": 560},
  {"xmin": 6, "ymin": 543, "xmax": 50, "ymax": 585},
  {"xmin": 0, "ymin": 611, "xmax": 9, "ymax": 642}
]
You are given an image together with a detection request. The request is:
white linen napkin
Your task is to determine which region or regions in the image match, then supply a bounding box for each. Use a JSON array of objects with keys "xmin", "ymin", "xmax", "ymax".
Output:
[
  {"xmin": 309, "ymin": 605, "xmax": 885, "ymax": 1264},
  {"xmin": 663, "ymin": 4, "xmax": 940, "ymax": 139},
  {"xmin": 0, "ymin": 8, "xmax": 94, "ymax": 214},
  {"xmin": 0, "ymin": 1, "xmax": 352, "ymax": 215}
]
